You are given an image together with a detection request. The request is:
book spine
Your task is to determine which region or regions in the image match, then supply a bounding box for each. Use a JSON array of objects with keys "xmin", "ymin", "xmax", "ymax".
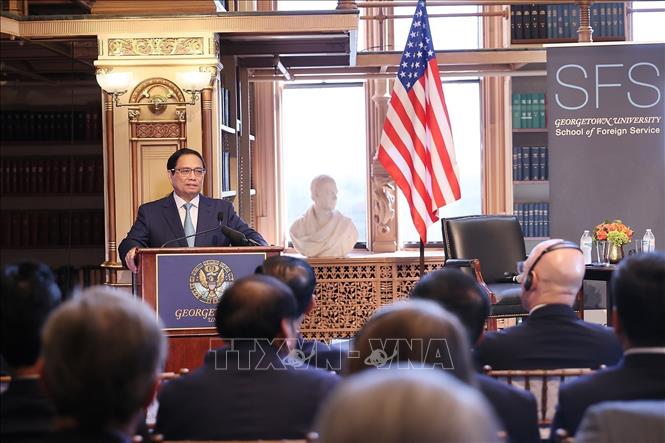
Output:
[
  {"xmin": 539, "ymin": 93, "xmax": 546, "ymax": 129},
  {"xmin": 570, "ymin": 4, "xmax": 579, "ymax": 39},
  {"xmin": 618, "ymin": 3, "xmax": 624, "ymax": 38},
  {"xmin": 521, "ymin": 146, "xmax": 530, "ymax": 180},
  {"xmin": 511, "ymin": 6, "xmax": 516, "ymax": 41},
  {"xmin": 530, "ymin": 146, "xmax": 539, "ymax": 181},
  {"xmin": 512, "ymin": 93, "xmax": 521, "ymax": 129},
  {"xmin": 539, "ymin": 146, "xmax": 547, "ymax": 180},
  {"xmin": 513, "ymin": 146, "xmax": 520, "ymax": 181},
  {"xmin": 523, "ymin": 6, "xmax": 531, "ymax": 40},
  {"xmin": 538, "ymin": 3, "xmax": 547, "ymax": 39},
  {"xmin": 524, "ymin": 94, "xmax": 532, "ymax": 128},
  {"xmin": 520, "ymin": 94, "xmax": 528, "ymax": 129},
  {"xmin": 600, "ymin": 3, "xmax": 607, "ymax": 38}
]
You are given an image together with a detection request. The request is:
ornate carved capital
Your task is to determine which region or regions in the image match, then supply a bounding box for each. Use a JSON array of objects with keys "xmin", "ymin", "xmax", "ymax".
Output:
[{"xmin": 372, "ymin": 174, "xmax": 396, "ymax": 235}]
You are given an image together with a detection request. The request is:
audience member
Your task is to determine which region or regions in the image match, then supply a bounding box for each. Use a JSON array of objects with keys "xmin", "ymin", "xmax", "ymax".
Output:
[
  {"xmin": 475, "ymin": 239, "xmax": 623, "ymax": 369},
  {"xmin": 550, "ymin": 252, "xmax": 665, "ymax": 436},
  {"xmin": 155, "ymin": 274, "xmax": 340, "ymax": 440},
  {"xmin": 41, "ymin": 286, "xmax": 166, "ymax": 443},
  {"xmin": 316, "ymin": 368, "xmax": 500, "ymax": 443},
  {"xmin": 346, "ymin": 300, "xmax": 475, "ymax": 383},
  {"xmin": 1, "ymin": 262, "xmax": 62, "ymax": 443},
  {"xmin": 412, "ymin": 269, "xmax": 540, "ymax": 443},
  {"xmin": 575, "ymin": 400, "xmax": 665, "ymax": 443},
  {"xmin": 257, "ymin": 255, "xmax": 347, "ymax": 372}
]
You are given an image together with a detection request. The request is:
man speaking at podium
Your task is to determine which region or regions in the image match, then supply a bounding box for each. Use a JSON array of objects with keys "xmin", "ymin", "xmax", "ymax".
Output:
[{"xmin": 118, "ymin": 148, "xmax": 267, "ymax": 273}]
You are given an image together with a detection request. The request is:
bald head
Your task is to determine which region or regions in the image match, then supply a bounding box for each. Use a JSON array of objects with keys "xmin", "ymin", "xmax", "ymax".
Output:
[
  {"xmin": 520, "ymin": 239, "xmax": 584, "ymax": 310},
  {"xmin": 214, "ymin": 274, "xmax": 298, "ymax": 341}
]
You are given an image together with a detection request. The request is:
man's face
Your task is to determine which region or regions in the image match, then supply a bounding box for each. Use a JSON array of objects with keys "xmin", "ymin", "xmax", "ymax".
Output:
[
  {"xmin": 313, "ymin": 181, "xmax": 338, "ymax": 212},
  {"xmin": 168, "ymin": 153, "xmax": 204, "ymax": 201}
]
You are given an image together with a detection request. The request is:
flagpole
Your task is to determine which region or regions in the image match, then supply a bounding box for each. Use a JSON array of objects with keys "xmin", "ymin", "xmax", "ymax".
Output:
[{"xmin": 419, "ymin": 239, "xmax": 425, "ymax": 277}]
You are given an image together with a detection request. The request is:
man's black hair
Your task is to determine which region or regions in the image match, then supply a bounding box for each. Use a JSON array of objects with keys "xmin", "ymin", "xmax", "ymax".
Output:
[
  {"xmin": 255, "ymin": 256, "xmax": 315, "ymax": 317},
  {"xmin": 215, "ymin": 274, "xmax": 298, "ymax": 341},
  {"xmin": 166, "ymin": 147, "xmax": 205, "ymax": 171},
  {"xmin": 612, "ymin": 251, "xmax": 665, "ymax": 347},
  {"xmin": 411, "ymin": 268, "xmax": 490, "ymax": 344},
  {"xmin": 1, "ymin": 262, "xmax": 62, "ymax": 368}
]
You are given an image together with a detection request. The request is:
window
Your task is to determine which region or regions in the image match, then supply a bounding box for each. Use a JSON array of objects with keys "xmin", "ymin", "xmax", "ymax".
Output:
[
  {"xmin": 393, "ymin": 4, "xmax": 482, "ymax": 51},
  {"xmin": 278, "ymin": 0, "xmax": 337, "ymax": 11},
  {"xmin": 631, "ymin": 1, "xmax": 665, "ymax": 41},
  {"xmin": 281, "ymin": 83, "xmax": 368, "ymax": 246},
  {"xmin": 397, "ymin": 80, "xmax": 482, "ymax": 245}
]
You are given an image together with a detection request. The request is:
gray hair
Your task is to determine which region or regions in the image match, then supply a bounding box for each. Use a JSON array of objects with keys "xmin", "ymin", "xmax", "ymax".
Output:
[
  {"xmin": 316, "ymin": 368, "xmax": 500, "ymax": 443},
  {"xmin": 42, "ymin": 285, "xmax": 167, "ymax": 428}
]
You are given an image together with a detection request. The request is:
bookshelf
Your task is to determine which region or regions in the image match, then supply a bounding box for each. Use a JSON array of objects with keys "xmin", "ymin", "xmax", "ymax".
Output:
[
  {"xmin": 510, "ymin": 3, "xmax": 626, "ymax": 45},
  {"xmin": 0, "ymin": 110, "xmax": 105, "ymax": 269},
  {"xmin": 511, "ymin": 75, "xmax": 549, "ymax": 251}
]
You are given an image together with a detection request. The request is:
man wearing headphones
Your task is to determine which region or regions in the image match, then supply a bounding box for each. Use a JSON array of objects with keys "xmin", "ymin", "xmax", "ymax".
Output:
[{"xmin": 474, "ymin": 239, "xmax": 623, "ymax": 370}]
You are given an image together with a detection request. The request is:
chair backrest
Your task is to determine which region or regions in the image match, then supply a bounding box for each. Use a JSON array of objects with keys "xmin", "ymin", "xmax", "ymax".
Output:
[
  {"xmin": 442, "ymin": 215, "xmax": 526, "ymax": 283},
  {"xmin": 483, "ymin": 367, "xmax": 594, "ymax": 426}
]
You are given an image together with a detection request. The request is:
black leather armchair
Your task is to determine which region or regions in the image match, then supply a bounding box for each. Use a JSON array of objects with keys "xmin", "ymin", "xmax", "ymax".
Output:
[{"xmin": 441, "ymin": 215, "xmax": 528, "ymax": 329}]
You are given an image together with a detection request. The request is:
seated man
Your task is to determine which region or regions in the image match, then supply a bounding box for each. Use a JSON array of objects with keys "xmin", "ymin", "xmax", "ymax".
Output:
[
  {"xmin": 155, "ymin": 274, "xmax": 340, "ymax": 440},
  {"xmin": 1, "ymin": 262, "xmax": 62, "ymax": 443},
  {"xmin": 411, "ymin": 269, "xmax": 540, "ymax": 443},
  {"xmin": 41, "ymin": 286, "xmax": 166, "ymax": 443},
  {"xmin": 474, "ymin": 239, "xmax": 622, "ymax": 370},
  {"xmin": 575, "ymin": 400, "xmax": 665, "ymax": 443},
  {"xmin": 550, "ymin": 252, "xmax": 665, "ymax": 436},
  {"xmin": 257, "ymin": 255, "xmax": 347, "ymax": 372},
  {"xmin": 289, "ymin": 174, "xmax": 358, "ymax": 257},
  {"xmin": 316, "ymin": 368, "xmax": 500, "ymax": 443}
]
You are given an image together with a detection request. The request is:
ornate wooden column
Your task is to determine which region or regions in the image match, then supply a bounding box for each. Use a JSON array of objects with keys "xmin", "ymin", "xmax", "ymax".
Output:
[
  {"xmin": 201, "ymin": 87, "xmax": 213, "ymax": 197},
  {"xmin": 101, "ymin": 91, "xmax": 121, "ymax": 283},
  {"xmin": 481, "ymin": 4, "xmax": 512, "ymax": 215},
  {"xmin": 577, "ymin": 1, "xmax": 593, "ymax": 42}
]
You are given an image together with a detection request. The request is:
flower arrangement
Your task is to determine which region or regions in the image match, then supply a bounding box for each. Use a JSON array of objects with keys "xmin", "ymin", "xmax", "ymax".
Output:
[{"xmin": 594, "ymin": 219, "xmax": 633, "ymax": 246}]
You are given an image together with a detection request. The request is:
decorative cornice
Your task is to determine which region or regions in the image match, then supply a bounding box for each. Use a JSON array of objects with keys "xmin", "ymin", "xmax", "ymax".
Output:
[
  {"xmin": 3, "ymin": 13, "xmax": 358, "ymax": 38},
  {"xmin": 108, "ymin": 37, "xmax": 205, "ymax": 56}
]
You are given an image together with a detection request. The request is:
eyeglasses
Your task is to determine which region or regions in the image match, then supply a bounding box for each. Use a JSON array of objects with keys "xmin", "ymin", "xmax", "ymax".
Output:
[{"xmin": 171, "ymin": 167, "xmax": 206, "ymax": 177}]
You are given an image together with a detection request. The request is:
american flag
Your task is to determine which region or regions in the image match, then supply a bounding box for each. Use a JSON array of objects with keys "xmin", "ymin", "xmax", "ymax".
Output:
[{"xmin": 377, "ymin": 0, "xmax": 461, "ymax": 243}]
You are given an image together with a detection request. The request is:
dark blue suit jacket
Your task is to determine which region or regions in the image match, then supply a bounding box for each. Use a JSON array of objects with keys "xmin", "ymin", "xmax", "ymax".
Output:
[
  {"xmin": 155, "ymin": 342, "xmax": 340, "ymax": 441},
  {"xmin": 474, "ymin": 304, "xmax": 623, "ymax": 370},
  {"xmin": 550, "ymin": 353, "xmax": 665, "ymax": 437},
  {"xmin": 0, "ymin": 378, "xmax": 54, "ymax": 443},
  {"xmin": 477, "ymin": 374, "xmax": 540, "ymax": 443},
  {"xmin": 118, "ymin": 193, "xmax": 266, "ymax": 266}
]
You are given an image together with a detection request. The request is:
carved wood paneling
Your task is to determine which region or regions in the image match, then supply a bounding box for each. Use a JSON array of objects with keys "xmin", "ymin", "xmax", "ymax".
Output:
[
  {"xmin": 300, "ymin": 256, "xmax": 443, "ymax": 341},
  {"xmin": 108, "ymin": 37, "xmax": 205, "ymax": 57}
]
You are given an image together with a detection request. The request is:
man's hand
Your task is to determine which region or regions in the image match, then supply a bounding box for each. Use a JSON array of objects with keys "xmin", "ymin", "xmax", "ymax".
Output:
[{"xmin": 125, "ymin": 247, "xmax": 139, "ymax": 273}]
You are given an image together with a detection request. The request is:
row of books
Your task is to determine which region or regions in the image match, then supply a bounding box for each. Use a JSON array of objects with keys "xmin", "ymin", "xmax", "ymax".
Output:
[
  {"xmin": 1, "ymin": 156, "xmax": 104, "ymax": 195},
  {"xmin": 513, "ymin": 146, "xmax": 549, "ymax": 181},
  {"xmin": 54, "ymin": 265, "xmax": 106, "ymax": 298},
  {"xmin": 511, "ymin": 3, "xmax": 625, "ymax": 41},
  {"xmin": 512, "ymin": 93, "xmax": 546, "ymax": 129},
  {"xmin": 0, "ymin": 110, "xmax": 102, "ymax": 141},
  {"xmin": 0, "ymin": 210, "xmax": 105, "ymax": 247},
  {"xmin": 515, "ymin": 202, "xmax": 550, "ymax": 238}
]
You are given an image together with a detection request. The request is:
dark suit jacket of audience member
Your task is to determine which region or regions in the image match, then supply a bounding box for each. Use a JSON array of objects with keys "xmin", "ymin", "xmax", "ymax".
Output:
[
  {"xmin": 155, "ymin": 342, "xmax": 340, "ymax": 441},
  {"xmin": 474, "ymin": 304, "xmax": 623, "ymax": 370},
  {"xmin": 297, "ymin": 336, "xmax": 348, "ymax": 374},
  {"xmin": 0, "ymin": 378, "xmax": 54, "ymax": 443},
  {"xmin": 477, "ymin": 374, "xmax": 540, "ymax": 443},
  {"xmin": 550, "ymin": 353, "xmax": 665, "ymax": 436},
  {"xmin": 118, "ymin": 193, "xmax": 266, "ymax": 266}
]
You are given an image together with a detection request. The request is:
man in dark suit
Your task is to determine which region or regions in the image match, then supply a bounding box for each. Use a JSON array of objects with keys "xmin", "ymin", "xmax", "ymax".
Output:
[
  {"xmin": 1, "ymin": 262, "xmax": 62, "ymax": 443},
  {"xmin": 41, "ymin": 286, "xmax": 166, "ymax": 443},
  {"xmin": 474, "ymin": 239, "xmax": 622, "ymax": 370},
  {"xmin": 257, "ymin": 255, "xmax": 347, "ymax": 373},
  {"xmin": 550, "ymin": 252, "xmax": 665, "ymax": 437},
  {"xmin": 118, "ymin": 148, "xmax": 266, "ymax": 272},
  {"xmin": 412, "ymin": 268, "xmax": 540, "ymax": 443},
  {"xmin": 155, "ymin": 274, "xmax": 340, "ymax": 440}
]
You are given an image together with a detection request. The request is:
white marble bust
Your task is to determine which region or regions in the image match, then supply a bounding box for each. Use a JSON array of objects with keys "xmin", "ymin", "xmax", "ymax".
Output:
[{"xmin": 289, "ymin": 175, "xmax": 358, "ymax": 257}]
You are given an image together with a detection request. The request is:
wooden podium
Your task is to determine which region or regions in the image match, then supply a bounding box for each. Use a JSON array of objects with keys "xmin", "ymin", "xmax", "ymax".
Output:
[{"xmin": 135, "ymin": 246, "xmax": 283, "ymax": 371}]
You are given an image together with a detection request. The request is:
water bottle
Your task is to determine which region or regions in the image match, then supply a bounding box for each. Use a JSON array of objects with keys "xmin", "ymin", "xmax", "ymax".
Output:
[
  {"xmin": 643, "ymin": 229, "xmax": 656, "ymax": 253},
  {"xmin": 580, "ymin": 230, "xmax": 592, "ymax": 264}
]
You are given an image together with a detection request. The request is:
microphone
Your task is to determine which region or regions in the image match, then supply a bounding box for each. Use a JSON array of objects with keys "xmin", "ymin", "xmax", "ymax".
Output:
[
  {"xmin": 221, "ymin": 225, "xmax": 261, "ymax": 247},
  {"xmin": 160, "ymin": 211, "xmax": 224, "ymax": 248}
]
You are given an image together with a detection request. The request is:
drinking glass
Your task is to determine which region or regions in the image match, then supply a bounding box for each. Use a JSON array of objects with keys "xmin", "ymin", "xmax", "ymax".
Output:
[{"xmin": 596, "ymin": 240, "xmax": 610, "ymax": 266}]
